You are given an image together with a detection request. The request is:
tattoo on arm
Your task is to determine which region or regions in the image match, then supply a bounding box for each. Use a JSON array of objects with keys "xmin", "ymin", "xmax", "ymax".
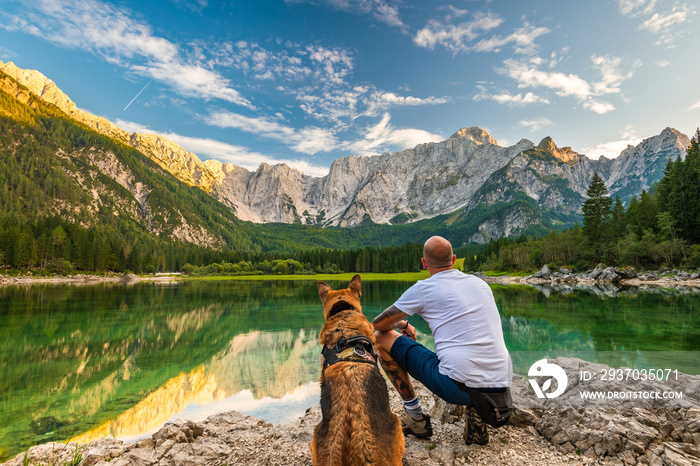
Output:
[{"xmin": 373, "ymin": 305, "xmax": 407, "ymax": 330}]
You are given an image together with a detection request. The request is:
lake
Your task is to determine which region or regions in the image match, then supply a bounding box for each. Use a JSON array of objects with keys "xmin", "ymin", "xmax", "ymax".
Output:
[{"xmin": 1, "ymin": 278, "xmax": 698, "ymax": 460}]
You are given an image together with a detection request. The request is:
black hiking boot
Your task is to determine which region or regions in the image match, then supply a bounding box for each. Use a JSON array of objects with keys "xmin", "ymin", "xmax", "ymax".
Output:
[{"xmin": 464, "ymin": 405, "xmax": 489, "ymax": 445}]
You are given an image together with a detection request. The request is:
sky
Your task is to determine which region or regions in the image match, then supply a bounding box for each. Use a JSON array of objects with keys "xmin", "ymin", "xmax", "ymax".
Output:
[{"xmin": 1, "ymin": 0, "xmax": 699, "ymax": 177}]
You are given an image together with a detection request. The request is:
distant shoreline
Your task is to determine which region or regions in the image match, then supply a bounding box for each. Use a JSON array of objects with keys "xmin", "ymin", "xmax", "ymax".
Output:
[
  {"xmin": 0, "ymin": 273, "xmax": 181, "ymax": 286},
  {"xmin": 2, "ymin": 269, "xmax": 700, "ymax": 289},
  {"xmin": 0, "ymin": 271, "xmax": 430, "ymax": 286}
]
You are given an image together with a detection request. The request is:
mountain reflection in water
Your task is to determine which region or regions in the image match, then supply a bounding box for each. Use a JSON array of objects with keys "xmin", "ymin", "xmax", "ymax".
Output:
[{"xmin": 71, "ymin": 328, "xmax": 319, "ymax": 445}]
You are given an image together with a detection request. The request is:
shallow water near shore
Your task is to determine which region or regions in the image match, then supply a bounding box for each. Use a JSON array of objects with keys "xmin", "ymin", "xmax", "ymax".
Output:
[{"xmin": 1, "ymin": 279, "xmax": 699, "ymax": 461}]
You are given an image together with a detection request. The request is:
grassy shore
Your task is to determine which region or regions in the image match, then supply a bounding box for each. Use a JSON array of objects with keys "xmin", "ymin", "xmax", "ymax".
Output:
[
  {"xmin": 1, "ymin": 259, "xmax": 469, "ymax": 284},
  {"xmin": 183, "ymin": 271, "xmax": 431, "ymax": 282},
  {"xmin": 182, "ymin": 259, "xmax": 466, "ymax": 282}
]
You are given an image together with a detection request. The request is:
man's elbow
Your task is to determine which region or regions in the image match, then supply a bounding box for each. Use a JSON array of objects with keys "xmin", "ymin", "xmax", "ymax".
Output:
[{"xmin": 372, "ymin": 317, "xmax": 387, "ymax": 332}]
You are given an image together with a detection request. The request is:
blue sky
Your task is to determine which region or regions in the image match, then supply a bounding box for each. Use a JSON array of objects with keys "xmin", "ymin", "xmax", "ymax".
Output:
[{"xmin": 1, "ymin": 0, "xmax": 698, "ymax": 177}]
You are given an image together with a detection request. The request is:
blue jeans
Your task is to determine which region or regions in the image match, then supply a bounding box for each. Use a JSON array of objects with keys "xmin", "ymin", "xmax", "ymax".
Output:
[{"xmin": 388, "ymin": 335, "xmax": 474, "ymax": 406}]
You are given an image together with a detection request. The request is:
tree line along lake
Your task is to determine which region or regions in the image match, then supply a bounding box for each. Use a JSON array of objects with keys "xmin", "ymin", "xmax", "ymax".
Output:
[{"xmin": 0, "ymin": 278, "xmax": 698, "ymax": 461}]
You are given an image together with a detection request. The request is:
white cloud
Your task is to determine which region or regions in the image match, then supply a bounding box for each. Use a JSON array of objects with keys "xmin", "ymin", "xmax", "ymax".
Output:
[
  {"xmin": 3, "ymin": 0, "xmax": 251, "ymax": 107},
  {"xmin": 343, "ymin": 113, "xmax": 443, "ymax": 156},
  {"xmin": 583, "ymin": 100, "xmax": 616, "ymax": 115},
  {"xmin": 519, "ymin": 118, "xmax": 553, "ymax": 132},
  {"xmin": 215, "ymin": 40, "xmax": 342, "ymax": 88},
  {"xmin": 295, "ymin": 83, "xmax": 447, "ymax": 125},
  {"xmin": 298, "ymin": 88, "xmax": 361, "ymax": 123},
  {"xmin": 131, "ymin": 61, "xmax": 249, "ymax": 105},
  {"xmin": 307, "ymin": 46, "xmax": 354, "ymax": 85},
  {"xmin": 205, "ymin": 109, "xmax": 443, "ymax": 158},
  {"xmin": 657, "ymin": 59, "xmax": 670, "ymax": 67},
  {"xmin": 362, "ymin": 91, "xmax": 448, "ymax": 117},
  {"xmin": 414, "ymin": 12, "xmax": 549, "ymax": 55},
  {"xmin": 499, "ymin": 55, "xmax": 637, "ymax": 114},
  {"xmin": 617, "ymin": 0, "xmax": 658, "ymax": 17},
  {"xmin": 688, "ymin": 100, "xmax": 700, "ymax": 111},
  {"xmin": 591, "ymin": 55, "xmax": 637, "ymax": 94},
  {"xmin": 641, "ymin": 5, "xmax": 692, "ymax": 44},
  {"xmin": 617, "ymin": 0, "xmax": 694, "ymax": 45},
  {"xmin": 473, "ymin": 87, "xmax": 549, "ymax": 106},
  {"xmin": 116, "ymin": 119, "xmax": 330, "ymax": 177},
  {"xmin": 502, "ymin": 59, "xmax": 592, "ymax": 99},
  {"xmin": 205, "ymin": 110, "xmax": 338, "ymax": 155},
  {"xmin": 440, "ymin": 5, "xmax": 469, "ymax": 20},
  {"xmin": 285, "ymin": 0, "xmax": 406, "ymax": 30},
  {"xmin": 471, "ymin": 23, "xmax": 550, "ymax": 55},
  {"xmin": 146, "ymin": 36, "xmax": 446, "ymax": 129},
  {"xmin": 414, "ymin": 12, "xmax": 504, "ymax": 53},
  {"xmin": 580, "ymin": 125, "xmax": 644, "ymax": 159}
]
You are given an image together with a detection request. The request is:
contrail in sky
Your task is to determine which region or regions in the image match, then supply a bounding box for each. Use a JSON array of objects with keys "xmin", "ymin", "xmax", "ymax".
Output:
[{"xmin": 123, "ymin": 80, "xmax": 152, "ymax": 111}]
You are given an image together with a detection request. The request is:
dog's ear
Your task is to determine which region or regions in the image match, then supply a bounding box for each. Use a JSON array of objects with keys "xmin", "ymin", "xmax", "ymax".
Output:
[
  {"xmin": 349, "ymin": 274, "xmax": 361, "ymax": 298},
  {"xmin": 317, "ymin": 281, "xmax": 332, "ymax": 303}
]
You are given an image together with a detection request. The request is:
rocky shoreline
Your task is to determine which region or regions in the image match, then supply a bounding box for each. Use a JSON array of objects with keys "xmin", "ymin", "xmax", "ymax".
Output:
[
  {"xmin": 0, "ymin": 272, "xmax": 181, "ymax": 286},
  {"xmin": 3, "ymin": 266, "xmax": 700, "ymax": 290},
  {"xmin": 5, "ymin": 358, "xmax": 699, "ymax": 466},
  {"xmin": 477, "ymin": 265, "xmax": 700, "ymax": 290}
]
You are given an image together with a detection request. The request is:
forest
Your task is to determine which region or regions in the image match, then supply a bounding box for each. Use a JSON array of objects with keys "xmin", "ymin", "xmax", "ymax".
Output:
[{"xmin": 465, "ymin": 130, "xmax": 700, "ymax": 273}]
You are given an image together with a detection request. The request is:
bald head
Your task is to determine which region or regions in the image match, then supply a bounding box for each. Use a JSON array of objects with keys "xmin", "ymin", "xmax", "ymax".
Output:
[{"xmin": 423, "ymin": 236, "xmax": 455, "ymax": 270}]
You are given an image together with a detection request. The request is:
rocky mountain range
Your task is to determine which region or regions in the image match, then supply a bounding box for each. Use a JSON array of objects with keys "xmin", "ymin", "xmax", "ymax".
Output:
[{"xmin": 0, "ymin": 60, "xmax": 691, "ymax": 243}]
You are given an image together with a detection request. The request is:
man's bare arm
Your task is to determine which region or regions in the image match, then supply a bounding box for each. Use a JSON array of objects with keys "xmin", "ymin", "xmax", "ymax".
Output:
[{"xmin": 372, "ymin": 305, "xmax": 409, "ymax": 331}]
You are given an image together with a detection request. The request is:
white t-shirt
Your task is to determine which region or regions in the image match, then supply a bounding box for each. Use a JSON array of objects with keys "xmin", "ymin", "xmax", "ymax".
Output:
[{"xmin": 394, "ymin": 268, "xmax": 512, "ymax": 388}]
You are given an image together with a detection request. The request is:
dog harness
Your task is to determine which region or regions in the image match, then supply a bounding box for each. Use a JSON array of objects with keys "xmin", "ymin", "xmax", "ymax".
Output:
[{"xmin": 322, "ymin": 335, "xmax": 378, "ymax": 371}]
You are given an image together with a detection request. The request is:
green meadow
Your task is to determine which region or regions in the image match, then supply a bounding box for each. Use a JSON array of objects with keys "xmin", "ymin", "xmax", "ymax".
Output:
[{"xmin": 179, "ymin": 258, "xmax": 464, "ymax": 282}]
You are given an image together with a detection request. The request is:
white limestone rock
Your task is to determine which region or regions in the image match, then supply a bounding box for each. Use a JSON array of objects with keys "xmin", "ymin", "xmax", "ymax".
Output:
[{"xmin": 2, "ymin": 60, "xmax": 692, "ymax": 239}]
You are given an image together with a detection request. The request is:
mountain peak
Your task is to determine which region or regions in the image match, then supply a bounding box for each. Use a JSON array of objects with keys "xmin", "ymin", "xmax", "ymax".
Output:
[
  {"xmin": 537, "ymin": 136, "xmax": 556, "ymax": 151},
  {"xmin": 1, "ymin": 60, "xmax": 77, "ymax": 114},
  {"xmin": 660, "ymin": 127, "xmax": 686, "ymax": 141},
  {"xmin": 536, "ymin": 136, "xmax": 579, "ymax": 163},
  {"xmin": 450, "ymin": 127, "xmax": 498, "ymax": 145}
]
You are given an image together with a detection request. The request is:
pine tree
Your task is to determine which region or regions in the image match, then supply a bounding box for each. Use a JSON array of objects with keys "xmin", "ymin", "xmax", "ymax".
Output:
[
  {"xmin": 609, "ymin": 196, "xmax": 627, "ymax": 240},
  {"xmin": 582, "ymin": 173, "xmax": 613, "ymax": 245},
  {"xmin": 657, "ymin": 128, "xmax": 700, "ymax": 243},
  {"xmin": 635, "ymin": 190, "xmax": 657, "ymax": 234}
]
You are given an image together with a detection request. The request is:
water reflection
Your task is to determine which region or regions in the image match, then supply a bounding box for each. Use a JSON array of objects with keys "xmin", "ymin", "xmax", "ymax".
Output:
[
  {"xmin": 70, "ymin": 326, "xmax": 320, "ymax": 444},
  {"xmin": 1, "ymin": 280, "xmax": 698, "ymax": 461},
  {"xmin": 530, "ymin": 282, "xmax": 700, "ymax": 298}
]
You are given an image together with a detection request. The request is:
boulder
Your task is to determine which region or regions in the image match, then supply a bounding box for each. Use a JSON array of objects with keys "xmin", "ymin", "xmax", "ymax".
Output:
[
  {"xmin": 533, "ymin": 264, "xmax": 552, "ymax": 279},
  {"xmin": 614, "ymin": 267, "xmax": 637, "ymax": 279},
  {"xmin": 597, "ymin": 267, "xmax": 621, "ymax": 283},
  {"xmin": 121, "ymin": 273, "xmax": 141, "ymax": 283},
  {"xmin": 509, "ymin": 357, "xmax": 700, "ymax": 464}
]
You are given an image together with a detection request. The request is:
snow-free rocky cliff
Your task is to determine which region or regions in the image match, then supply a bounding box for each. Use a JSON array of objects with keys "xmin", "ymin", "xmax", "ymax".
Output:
[{"xmin": 2, "ymin": 61, "xmax": 691, "ymax": 234}]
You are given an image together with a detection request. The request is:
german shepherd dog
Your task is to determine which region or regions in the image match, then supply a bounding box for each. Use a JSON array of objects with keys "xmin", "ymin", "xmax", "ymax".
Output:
[{"xmin": 310, "ymin": 274, "xmax": 404, "ymax": 466}]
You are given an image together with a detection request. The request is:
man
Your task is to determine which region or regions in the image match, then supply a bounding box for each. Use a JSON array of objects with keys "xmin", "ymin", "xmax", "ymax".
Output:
[{"xmin": 373, "ymin": 236, "xmax": 512, "ymax": 445}]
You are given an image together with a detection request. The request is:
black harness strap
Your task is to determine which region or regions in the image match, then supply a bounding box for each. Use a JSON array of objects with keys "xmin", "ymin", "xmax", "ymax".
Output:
[{"xmin": 322, "ymin": 335, "xmax": 378, "ymax": 371}]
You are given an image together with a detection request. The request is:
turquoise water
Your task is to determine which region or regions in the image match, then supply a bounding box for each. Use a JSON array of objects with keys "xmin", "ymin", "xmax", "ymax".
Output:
[{"xmin": 0, "ymin": 279, "xmax": 698, "ymax": 460}]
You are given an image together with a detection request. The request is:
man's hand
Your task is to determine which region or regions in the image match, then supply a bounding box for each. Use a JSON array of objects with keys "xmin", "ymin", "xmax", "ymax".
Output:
[
  {"xmin": 402, "ymin": 322, "xmax": 417, "ymax": 341},
  {"xmin": 392, "ymin": 320, "xmax": 417, "ymax": 341}
]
